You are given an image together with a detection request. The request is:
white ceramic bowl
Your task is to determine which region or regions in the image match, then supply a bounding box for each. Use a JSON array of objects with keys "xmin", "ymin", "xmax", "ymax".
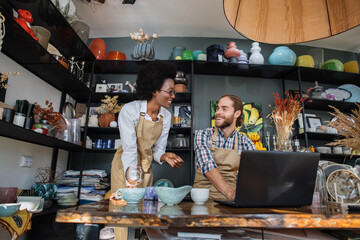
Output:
[
  {"xmin": 17, "ymin": 196, "xmax": 42, "ymax": 211},
  {"xmin": 191, "ymin": 188, "xmax": 209, "ymax": 205},
  {"xmin": 316, "ymin": 146, "xmax": 331, "ymax": 154}
]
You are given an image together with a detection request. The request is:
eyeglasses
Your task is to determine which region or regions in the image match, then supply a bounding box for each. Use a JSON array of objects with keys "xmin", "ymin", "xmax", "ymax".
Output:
[{"xmin": 160, "ymin": 89, "xmax": 176, "ymax": 96}]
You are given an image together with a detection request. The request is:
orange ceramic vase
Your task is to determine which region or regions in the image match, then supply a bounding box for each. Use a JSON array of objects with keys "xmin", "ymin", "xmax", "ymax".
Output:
[
  {"xmin": 89, "ymin": 38, "xmax": 107, "ymax": 60},
  {"xmin": 107, "ymin": 51, "xmax": 126, "ymax": 60},
  {"xmin": 98, "ymin": 113, "xmax": 115, "ymax": 127}
]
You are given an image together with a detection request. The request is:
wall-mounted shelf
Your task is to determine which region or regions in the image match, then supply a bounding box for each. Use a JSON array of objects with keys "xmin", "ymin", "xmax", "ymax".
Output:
[
  {"xmin": 0, "ymin": 120, "xmax": 82, "ymax": 150},
  {"xmin": 90, "ymin": 92, "xmax": 191, "ymax": 104},
  {"xmin": 1, "ymin": 7, "xmax": 91, "ymax": 102},
  {"xmin": 304, "ymin": 99, "xmax": 357, "ymax": 112},
  {"xmin": 8, "ymin": 1, "xmax": 94, "ymax": 60},
  {"xmin": 90, "ymin": 60, "xmax": 192, "ymax": 74},
  {"xmin": 296, "ymin": 132, "xmax": 341, "ymax": 141},
  {"xmin": 291, "ymin": 67, "xmax": 360, "ymax": 86},
  {"xmin": 194, "ymin": 61, "xmax": 296, "ymax": 78}
]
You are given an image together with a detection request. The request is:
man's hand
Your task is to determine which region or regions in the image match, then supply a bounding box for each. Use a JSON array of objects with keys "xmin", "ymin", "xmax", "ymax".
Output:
[
  {"xmin": 160, "ymin": 152, "xmax": 184, "ymax": 168},
  {"xmin": 205, "ymin": 168, "xmax": 235, "ymax": 201}
]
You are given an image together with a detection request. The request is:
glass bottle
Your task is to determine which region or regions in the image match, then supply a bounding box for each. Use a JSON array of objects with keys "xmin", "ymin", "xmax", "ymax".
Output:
[
  {"xmin": 313, "ymin": 168, "xmax": 328, "ymax": 207},
  {"xmin": 272, "ymin": 135, "xmax": 277, "ymax": 151}
]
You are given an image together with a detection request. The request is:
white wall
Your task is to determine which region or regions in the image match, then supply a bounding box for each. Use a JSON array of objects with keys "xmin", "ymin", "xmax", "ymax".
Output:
[{"xmin": 0, "ymin": 53, "xmax": 68, "ymax": 189}]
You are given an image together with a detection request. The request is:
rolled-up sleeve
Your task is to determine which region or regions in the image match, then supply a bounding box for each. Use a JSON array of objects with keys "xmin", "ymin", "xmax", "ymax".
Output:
[
  {"xmin": 118, "ymin": 104, "xmax": 138, "ymax": 175},
  {"xmin": 194, "ymin": 129, "xmax": 217, "ymax": 176}
]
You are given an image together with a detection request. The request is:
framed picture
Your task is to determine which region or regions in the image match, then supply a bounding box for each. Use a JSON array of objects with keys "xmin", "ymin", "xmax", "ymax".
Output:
[
  {"xmin": 107, "ymin": 83, "xmax": 123, "ymax": 93},
  {"xmin": 306, "ymin": 116, "xmax": 322, "ymax": 129}
]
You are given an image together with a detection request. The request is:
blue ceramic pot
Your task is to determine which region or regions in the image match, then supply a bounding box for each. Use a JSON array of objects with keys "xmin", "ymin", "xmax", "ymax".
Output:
[
  {"xmin": 31, "ymin": 183, "xmax": 57, "ymax": 200},
  {"xmin": 268, "ymin": 46, "xmax": 296, "ymax": 66}
]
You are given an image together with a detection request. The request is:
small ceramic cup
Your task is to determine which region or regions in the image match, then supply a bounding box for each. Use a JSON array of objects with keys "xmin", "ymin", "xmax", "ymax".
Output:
[
  {"xmin": 13, "ymin": 112, "xmax": 25, "ymax": 127},
  {"xmin": 115, "ymin": 188, "xmax": 146, "ymax": 204},
  {"xmin": 191, "ymin": 188, "xmax": 209, "ymax": 205},
  {"xmin": 2, "ymin": 108, "xmax": 15, "ymax": 123}
]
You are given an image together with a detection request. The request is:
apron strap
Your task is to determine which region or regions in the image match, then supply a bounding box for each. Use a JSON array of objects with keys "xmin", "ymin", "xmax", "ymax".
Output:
[
  {"xmin": 211, "ymin": 128, "xmax": 239, "ymax": 151},
  {"xmin": 137, "ymin": 112, "xmax": 146, "ymax": 138},
  {"xmin": 234, "ymin": 131, "xmax": 239, "ymax": 150},
  {"xmin": 211, "ymin": 128, "xmax": 219, "ymax": 151}
]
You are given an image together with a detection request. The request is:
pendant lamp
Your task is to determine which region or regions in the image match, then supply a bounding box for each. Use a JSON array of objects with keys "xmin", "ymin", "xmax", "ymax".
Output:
[{"xmin": 223, "ymin": 0, "xmax": 360, "ymax": 44}]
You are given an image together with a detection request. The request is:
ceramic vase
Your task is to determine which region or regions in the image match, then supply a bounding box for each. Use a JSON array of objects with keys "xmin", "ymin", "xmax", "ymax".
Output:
[
  {"xmin": 133, "ymin": 42, "xmax": 154, "ymax": 60},
  {"xmin": 31, "ymin": 183, "xmax": 57, "ymax": 200},
  {"xmin": 224, "ymin": 42, "xmax": 241, "ymax": 62},
  {"xmin": 238, "ymin": 50, "xmax": 248, "ymax": 64},
  {"xmin": 249, "ymin": 42, "xmax": 264, "ymax": 64},
  {"xmin": 268, "ymin": 46, "xmax": 296, "ymax": 66},
  {"xmin": 89, "ymin": 38, "xmax": 106, "ymax": 60},
  {"xmin": 171, "ymin": 46, "xmax": 185, "ymax": 60},
  {"xmin": 98, "ymin": 113, "xmax": 115, "ymax": 127}
]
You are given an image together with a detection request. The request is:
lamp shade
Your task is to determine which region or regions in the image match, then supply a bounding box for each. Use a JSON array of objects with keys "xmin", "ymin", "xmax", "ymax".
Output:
[{"xmin": 223, "ymin": 0, "xmax": 360, "ymax": 44}]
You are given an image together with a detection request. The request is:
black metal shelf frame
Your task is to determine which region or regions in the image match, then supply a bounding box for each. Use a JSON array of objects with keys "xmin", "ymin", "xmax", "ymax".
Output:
[{"xmin": 0, "ymin": 120, "xmax": 82, "ymax": 150}]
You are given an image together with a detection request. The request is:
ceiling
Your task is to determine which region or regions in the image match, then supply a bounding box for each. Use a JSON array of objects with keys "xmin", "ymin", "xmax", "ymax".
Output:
[{"xmin": 73, "ymin": 0, "xmax": 360, "ymax": 53}]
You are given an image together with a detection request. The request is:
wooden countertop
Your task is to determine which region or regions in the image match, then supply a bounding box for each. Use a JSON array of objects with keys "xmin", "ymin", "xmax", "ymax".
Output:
[{"xmin": 55, "ymin": 200, "xmax": 360, "ymax": 229}]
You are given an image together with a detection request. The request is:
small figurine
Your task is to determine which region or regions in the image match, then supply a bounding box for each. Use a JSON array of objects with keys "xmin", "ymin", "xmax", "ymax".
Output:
[
  {"xmin": 125, "ymin": 81, "xmax": 136, "ymax": 93},
  {"xmin": 14, "ymin": 9, "xmax": 38, "ymax": 41},
  {"xmin": 248, "ymin": 132, "xmax": 267, "ymax": 151}
]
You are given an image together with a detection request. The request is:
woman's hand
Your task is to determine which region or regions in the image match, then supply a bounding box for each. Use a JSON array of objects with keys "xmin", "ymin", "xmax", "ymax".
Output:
[{"xmin": 160, "ymin": 152, "xmax": 184, "ymax": 168}]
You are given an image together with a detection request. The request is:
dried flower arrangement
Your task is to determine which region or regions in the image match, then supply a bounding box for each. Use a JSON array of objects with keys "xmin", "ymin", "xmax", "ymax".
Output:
[
  {"xmin": 96, "ymin": 95, "xmax": 122, "ymax": 114},
  {"xmin": 327, "ymin": 104, "xmax": 360, "ymax": 157},
  {"xmin": 0, "ymin": 71, "xmax": 20, "ymax": 89},
  {"xmin": 267, "ymin": 92, "xmax": 306, "ymax": 150},
  {"xmin": 130, "ymin": 28, "xmax": 158, "ymax": 44},
  {"xmin": 33, "ymin": 100, "xmax": 66, "ymax": 131},
  {"xmin": 35, "ymin": 166, "xmax": 64, "ymax": 183}
]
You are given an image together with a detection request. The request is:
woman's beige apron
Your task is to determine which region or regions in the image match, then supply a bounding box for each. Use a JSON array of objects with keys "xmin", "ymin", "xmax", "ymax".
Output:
[
  {"xmin": 193, "ymin": 128, "xmax": 240, "ymax": 200},
  {"xmin": 111, "ymin": 112, "xmax": 163, "ymax": 240}
]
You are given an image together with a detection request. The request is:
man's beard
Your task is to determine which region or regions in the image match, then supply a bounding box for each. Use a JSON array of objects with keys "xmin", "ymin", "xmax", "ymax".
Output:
[{"xmin": 215, "ymin": 115, "xmax": 234, "ymax": 129}]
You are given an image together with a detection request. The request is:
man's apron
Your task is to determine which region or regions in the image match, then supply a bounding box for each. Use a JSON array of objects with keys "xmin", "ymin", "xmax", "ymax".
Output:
[
  {"xmin": 111, "ymin": 112, "xmax": 163, "ymax": 240},
  {"xmin": 193, "ymin": 128, "xmax": 240, "ymax": 200}
]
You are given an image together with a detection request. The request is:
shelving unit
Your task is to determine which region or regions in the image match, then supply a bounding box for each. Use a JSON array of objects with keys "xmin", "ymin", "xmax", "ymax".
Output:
[
  {"xmin": 304, "ymin": 99, "xmax": 357, "ymax": 112},
  {"xmin": 1, "ymin": 0, "xmax": 359, "ymax": 205}
]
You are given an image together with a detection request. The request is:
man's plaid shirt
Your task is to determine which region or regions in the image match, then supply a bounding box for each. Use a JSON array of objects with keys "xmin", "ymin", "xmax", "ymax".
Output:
[{"xmin": 194, "ymin": 127, "xmax": 256, "ymax": 176}]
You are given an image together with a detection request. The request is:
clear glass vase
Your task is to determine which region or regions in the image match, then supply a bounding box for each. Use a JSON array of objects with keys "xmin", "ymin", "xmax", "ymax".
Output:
[{"xmin": 276, "ymin": 125, "xmax": 293, "ymax": 151}]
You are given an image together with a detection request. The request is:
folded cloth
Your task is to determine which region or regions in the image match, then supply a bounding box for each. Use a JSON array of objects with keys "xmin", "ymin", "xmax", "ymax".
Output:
[
  {"xmin": 65, "ymin": 170, "xmax": 107, "ymax": 177},
  {"xmin": 57, "ymin": 186, "xmax": 94, "ymax": 193},
  {"xmin": 0, "ymin": 209, "xmax": 32, "ymax": 240}
]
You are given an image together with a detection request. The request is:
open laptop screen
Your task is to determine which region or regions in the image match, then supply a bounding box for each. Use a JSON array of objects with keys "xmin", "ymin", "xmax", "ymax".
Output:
[{"xmin": 233, "ymin": 151, "xmax": 320, "ymax": 207}]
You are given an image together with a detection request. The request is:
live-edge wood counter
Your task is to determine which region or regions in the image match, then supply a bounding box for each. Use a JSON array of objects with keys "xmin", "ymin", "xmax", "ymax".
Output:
[{"xmin": 56, "ymin": 200, "xmax": 360, "ymax": 229}]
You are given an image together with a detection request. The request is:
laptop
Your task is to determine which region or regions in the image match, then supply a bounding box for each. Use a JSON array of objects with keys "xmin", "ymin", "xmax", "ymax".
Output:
[{"xmin": 215, "ymin": 150, "xmax": 320, "ymax": 207}]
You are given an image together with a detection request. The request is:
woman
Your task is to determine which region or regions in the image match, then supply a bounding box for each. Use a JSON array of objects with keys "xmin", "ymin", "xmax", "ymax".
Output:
[{"xmin": 111, "ymin": 61, "xmax": 184, "ymax": 240}]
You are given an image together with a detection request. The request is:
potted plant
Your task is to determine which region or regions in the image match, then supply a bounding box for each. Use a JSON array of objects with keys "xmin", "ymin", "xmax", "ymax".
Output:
[
  {"xmin": 33, "ymin": 100, "xmax": 66, "ymax": 137},
  {"xmin": 31, "ymin": 166, "xmax": 63, "ymax": 208},
  {"xmin": 96, "ymin": 95, "xmax": 122, "ymax": 127}
]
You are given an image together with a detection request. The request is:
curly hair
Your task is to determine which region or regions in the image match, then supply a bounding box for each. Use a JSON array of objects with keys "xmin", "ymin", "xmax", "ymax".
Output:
[{"xmin": 136, "ymin": 61, "xmax": 177, "ymax": 101}]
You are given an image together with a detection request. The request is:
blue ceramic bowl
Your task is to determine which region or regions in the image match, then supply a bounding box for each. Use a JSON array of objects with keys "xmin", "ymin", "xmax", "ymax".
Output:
[
  {"xmin": 268, "ymin": 46, "xmax": 296, "ymax": 66},
  {"xmin": 0, "ymin": 203, "xmax": 21, "ymax": 217},
  {"xmin": 115, "ymin": 188, "xmax": 146, "ymax": 204},
  {"xmin": 155, "ymin": 185, "xmax": 192, "ymax": 206}
]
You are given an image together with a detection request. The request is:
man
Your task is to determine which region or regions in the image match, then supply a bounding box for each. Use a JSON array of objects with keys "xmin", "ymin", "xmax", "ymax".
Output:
[{"xmin": 193, "ymin": 95, "xmax": 256, "ymax": 201}]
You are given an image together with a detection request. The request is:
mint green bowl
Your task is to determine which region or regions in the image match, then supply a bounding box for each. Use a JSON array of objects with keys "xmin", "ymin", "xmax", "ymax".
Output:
[
  {"xmin": 155, "ymin": 185, "xmax": 192, "ymax": 206},
  {"xmin": 0, "ymin": 203, "xmax": 21, "ymax": 217},
  {"xmin": 115, "ymin": 188, "xmax": 146, "ymax": 204}
]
